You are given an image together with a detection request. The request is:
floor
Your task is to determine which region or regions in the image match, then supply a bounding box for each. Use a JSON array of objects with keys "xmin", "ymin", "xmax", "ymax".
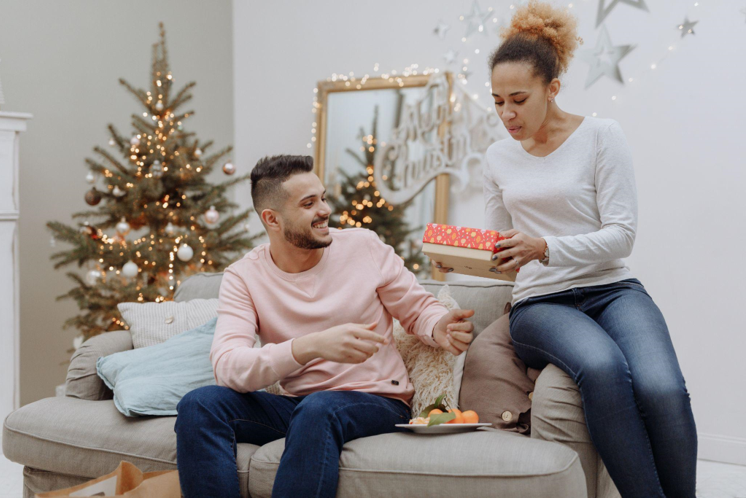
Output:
[{"xmin": 0, "ymin": 446, "xmax": 744, "ymax": 497}]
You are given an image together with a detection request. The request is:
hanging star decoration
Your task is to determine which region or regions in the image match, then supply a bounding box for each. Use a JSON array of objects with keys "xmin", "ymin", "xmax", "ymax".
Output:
[
  {"xmin": 434, "ymin": 20, "xmax": 450, "ymax": 39},
  {"xmin": 596, "ymin": 0, "xmax": 649, "ymax": 28},
  {"xmin": 677, "ymin": 17, "xmax": 698, "ymax": 38},
  {"xmin": 462, "ymin": 0, "xmax": 492, "ymax": 39},
  {"xmin": 578, "ymin": 25, "xmax": 636, "ymax": 88},
  {"xmin": 459, "ymin": 68, "xmax": 474, "ymax": 83},
  {"xmin": 443, "ymin": 49, "xmax": 459, "ymax": 65}
]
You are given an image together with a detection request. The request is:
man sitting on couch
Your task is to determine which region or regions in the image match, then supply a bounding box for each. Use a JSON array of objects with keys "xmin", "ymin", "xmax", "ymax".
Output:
[{"xmin": 174, "ymin": 154, "xmax": 475, "ymax": 498}]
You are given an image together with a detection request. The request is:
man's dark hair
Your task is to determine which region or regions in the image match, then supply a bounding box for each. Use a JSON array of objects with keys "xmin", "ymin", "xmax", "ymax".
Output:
[{"xmin": 250, "ymin": 155, "xmax": 314, "ymax": 215}]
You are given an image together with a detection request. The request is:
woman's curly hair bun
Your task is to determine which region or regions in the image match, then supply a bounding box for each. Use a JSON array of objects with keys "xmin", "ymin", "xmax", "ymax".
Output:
[{"xmin": 492, "ymin": 0, "xmax": 584, "ymax": 82}]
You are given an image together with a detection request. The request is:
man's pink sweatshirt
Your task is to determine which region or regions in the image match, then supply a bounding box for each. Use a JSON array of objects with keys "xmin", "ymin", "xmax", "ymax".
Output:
[{"xmin": 210, "ymin": 227, "xmax": 449, "ymax": 406}]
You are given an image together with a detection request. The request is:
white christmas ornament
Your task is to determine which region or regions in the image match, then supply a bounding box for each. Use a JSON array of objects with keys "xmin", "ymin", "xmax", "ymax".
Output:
[
  {"xmin": 86, "ymin": 172, "xmax": 95, "ymax": 184},
  {"xmin": 194, "ymin": 148, "xmax": 202, "ymax": 158},
  {"xmin": 151, "ymin": 160, "xmax": 164, "ymax": 178},
  {"xmin": 165, "ymin": 222, "xmax": 176, "ymax": 236},
  {"xmin": 112, "ymin": 185, "xmax": 125, "ymax": 197},
  {"xmin": 130, "ymin": 136, "xmax": 140, "ymax": 146},
  {"xmin": 222, "ymin": 162, "xmax": 236, "ymax": 175},
  {"xmin": 85, "ymin": 269, "xmax": 104, "ymax": 286},
  {"xmin": 108, "ymin": 138, "xmax": 116, "ymax": 147},
  {"xmin": 116, "ymin": 217, "xmax": 130, "ymax": 235},
  {"xmin": 122, "ymin": 260, "xmax": 139, "ymax": 278},
  {"xmin": 177, "ymin": 243, "xmax": 194, "ymax": 262},
  {"xmin": 155, "ymin": 101, "xmax": 164, "ymax": 111},
  {"xmin": 204, "ymin": 206, "xmax": 220, "ymax": 224}
]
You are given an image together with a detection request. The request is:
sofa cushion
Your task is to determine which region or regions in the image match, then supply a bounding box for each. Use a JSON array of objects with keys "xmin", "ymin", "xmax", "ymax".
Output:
[
  {"xmin": 420, "ymin": 279, "xmax": 513, "ymax": 339},
  {"xmin": 459, "ymin": 314, "xmax": 543, "ymax": 435},
  {"xmin": 174, "ymin": 272, "xmax": 224, "ymax": 302},
  {"xmin": 96, "ymin": 318, "xmax": 217, "ymax": 417},
  {"xmin": 65, "ymin": 330, "xmax": 134, "ymax": 401},
  {"xmin": 249, "ymin": 430, "xmax": 586, "ymax": 497},
  {"xmin": 118, "ymin": 298, "xmax": 219, "ymax": 349},
  {"xmin": 2, "ymin": 397, "xmax": 260, "ymax": 498}
]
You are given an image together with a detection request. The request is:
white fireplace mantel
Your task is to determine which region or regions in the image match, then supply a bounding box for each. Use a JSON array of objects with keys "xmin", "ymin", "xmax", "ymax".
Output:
[{"xmin": 0, "ymin": 111, "xmax": 32, "ymax": 424}]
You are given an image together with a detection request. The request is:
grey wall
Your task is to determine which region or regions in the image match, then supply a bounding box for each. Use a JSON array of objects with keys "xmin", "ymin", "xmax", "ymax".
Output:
[{"xmin": 0, "ymin": 0, "xmax": 234, "ymax": 406}]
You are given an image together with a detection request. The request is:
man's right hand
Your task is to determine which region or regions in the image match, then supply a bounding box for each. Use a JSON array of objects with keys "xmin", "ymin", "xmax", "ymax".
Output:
[{"xmin": 291, "ymin": 322, "xmax": 388, "ymax": 365}]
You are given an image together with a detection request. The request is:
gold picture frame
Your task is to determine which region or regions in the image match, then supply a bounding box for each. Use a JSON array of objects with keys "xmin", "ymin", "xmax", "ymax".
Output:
[{"xmin": 314, "ymin": 73, "xmax": 453, "ymax": 281}]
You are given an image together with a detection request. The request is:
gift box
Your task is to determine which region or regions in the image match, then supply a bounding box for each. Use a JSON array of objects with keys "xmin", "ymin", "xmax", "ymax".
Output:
[{"xmin": 422, "ymin": 223, "xmax": 518, "ymax": 281}]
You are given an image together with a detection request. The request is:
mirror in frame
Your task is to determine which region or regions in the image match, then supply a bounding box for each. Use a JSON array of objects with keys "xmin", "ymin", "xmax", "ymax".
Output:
[{"xmin": 314, "ymin": 74, "xmax": 452, "ymax": 281}]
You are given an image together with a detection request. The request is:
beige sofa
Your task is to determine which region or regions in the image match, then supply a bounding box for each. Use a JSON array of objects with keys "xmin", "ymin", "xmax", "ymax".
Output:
[{"xmin": 3, "ymin": 273, "xmax": 620, "ymax": 497}]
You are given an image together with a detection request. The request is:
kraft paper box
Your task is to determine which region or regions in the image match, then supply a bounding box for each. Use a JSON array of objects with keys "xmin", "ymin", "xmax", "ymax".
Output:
[
  {"xmin": 422, "ymin": 223, "xmax": 518, "ymax": 282},
  {"xmin": 36, "ymin": 461, "xmax": 180, "ymax": 498}
]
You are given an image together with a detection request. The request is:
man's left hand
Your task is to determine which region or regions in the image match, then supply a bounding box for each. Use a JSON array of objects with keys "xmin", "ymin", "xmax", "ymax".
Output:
[{"xmin": 433, "ymin": 309, "xmax": 475, "ymax": 356}]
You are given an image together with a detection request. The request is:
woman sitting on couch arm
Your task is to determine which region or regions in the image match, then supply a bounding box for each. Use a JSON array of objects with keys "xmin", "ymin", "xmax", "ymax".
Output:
[{"xmin": 435, "ymin": 2, "xmax": 697, "ymax": 497}]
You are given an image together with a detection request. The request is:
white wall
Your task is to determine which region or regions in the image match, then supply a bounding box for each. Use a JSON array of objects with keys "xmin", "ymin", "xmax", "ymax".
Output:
[{"xmin": 233, "ymin": 0, "xmax": 746, "ymax": 464}]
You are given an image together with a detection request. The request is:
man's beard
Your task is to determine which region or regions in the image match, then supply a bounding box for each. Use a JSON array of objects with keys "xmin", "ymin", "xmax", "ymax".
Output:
[{"xmin": 283, "ymin": 221, "xmax": 332, "ymax": 250}]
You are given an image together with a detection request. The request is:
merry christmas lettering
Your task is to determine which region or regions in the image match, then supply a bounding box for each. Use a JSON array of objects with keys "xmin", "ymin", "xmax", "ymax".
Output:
[{"xmin": 374, "ymin": 73, "xmax": 471, "ymax": 205}]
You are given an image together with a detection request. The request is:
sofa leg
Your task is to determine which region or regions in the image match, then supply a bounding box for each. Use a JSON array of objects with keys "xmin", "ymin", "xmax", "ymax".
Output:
[{"xmin": 22, "ymin": 466, "xmax": 93, "ymax": 498}]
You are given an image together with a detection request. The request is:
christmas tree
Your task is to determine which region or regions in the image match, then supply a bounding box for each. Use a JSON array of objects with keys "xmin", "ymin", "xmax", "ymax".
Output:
[
  {"xmin": 327, "ymin": 106, "xmax": 426, "ymax": 276},
  {"xmin": 47, "ymin": 23, "xmax": 261, "ymax": 352}
]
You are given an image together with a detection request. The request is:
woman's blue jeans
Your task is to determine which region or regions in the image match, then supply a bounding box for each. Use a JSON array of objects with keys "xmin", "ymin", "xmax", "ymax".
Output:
[
  {"xmin": 509, "ymin": 278, "xmax": 697, "ymax": 498},
  {"xmin": 174, "ymin": 387, "xmax": 411, "ymax": 498}
]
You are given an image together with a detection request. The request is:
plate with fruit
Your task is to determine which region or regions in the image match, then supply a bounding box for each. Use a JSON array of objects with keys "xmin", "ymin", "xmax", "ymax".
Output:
[{"xmin": 396, "ymin": 394, "xmax": 491, "ymax": 434}]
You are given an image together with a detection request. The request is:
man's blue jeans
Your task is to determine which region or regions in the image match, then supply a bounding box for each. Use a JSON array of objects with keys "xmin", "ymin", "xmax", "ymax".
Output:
[
  {"xmin": 509, "ymin": 278, "xmax": 697, "ymax": 498},
  {"xmin": 174, "ymin": 387, "xmax": 411, "ymax": 497}
]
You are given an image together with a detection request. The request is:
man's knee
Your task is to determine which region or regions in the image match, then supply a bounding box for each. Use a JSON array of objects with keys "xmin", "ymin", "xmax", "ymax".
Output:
[
  {"xmin": 178, "ymin": 385, "xmax": 223, "ymax": 410},
  {"xmin": 175, "ymin": 385, "xmax": 235, "ymax": 431},
  {"xmin": 295, "ymin": 391, "xmax": 338, "ymax": 412},
  {"xmin": 292, "ymin": 391, "xmax": 358, "ymax": 426}
]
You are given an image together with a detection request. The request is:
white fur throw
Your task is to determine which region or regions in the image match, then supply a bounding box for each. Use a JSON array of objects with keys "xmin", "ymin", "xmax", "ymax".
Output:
[{"xmin": 393, "ymin": 285, "xmax": 466, "ymax": 416}]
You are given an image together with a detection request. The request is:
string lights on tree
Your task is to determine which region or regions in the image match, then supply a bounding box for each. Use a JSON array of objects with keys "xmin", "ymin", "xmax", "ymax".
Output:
[{"xmin": 47, "ymin": 23, "xmax": 261, "ymax": 353}]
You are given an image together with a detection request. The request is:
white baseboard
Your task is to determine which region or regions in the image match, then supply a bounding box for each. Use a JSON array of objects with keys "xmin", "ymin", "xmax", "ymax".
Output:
[{"xmin": 698, "ymin": 432, "xmax": 746, "ymax": 466}]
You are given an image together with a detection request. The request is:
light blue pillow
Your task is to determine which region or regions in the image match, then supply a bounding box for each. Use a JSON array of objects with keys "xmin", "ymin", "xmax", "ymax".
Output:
[{"xmin": 97, "ymin": 317, "xmax": 217, "ymax": 417}]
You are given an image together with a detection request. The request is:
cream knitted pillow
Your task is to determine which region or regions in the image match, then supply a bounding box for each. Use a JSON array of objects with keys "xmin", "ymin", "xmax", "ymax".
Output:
[
  {"xmin": 393, "ymin": 285, "xmax": 467, "ymax": 416},
  {"xmin": 118, "ymin": 299, "xmax": 220, "ymax": 349}
]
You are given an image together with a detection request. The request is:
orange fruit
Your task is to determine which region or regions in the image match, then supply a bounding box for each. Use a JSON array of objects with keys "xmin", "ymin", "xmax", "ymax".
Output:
[
  {"xmin": 462, "ymin": 410, "xmax": 479, "ymax": 424},
  {"xmin": 446, "ymin": 408, "xmax": 464, "ymax": 424},
  {"xmin": 428, "ymin": 409, "xmax": 443, "ymax": 418}
]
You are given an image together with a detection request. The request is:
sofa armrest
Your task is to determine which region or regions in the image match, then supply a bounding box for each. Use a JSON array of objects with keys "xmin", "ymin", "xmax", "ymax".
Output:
[
  {"xmin": 530, "ymin": 363, "xmax": 620, "ymax": 498},
  {"xmin": 65, "ymin": 330, "xmax": 134, "ymax": 400}
]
